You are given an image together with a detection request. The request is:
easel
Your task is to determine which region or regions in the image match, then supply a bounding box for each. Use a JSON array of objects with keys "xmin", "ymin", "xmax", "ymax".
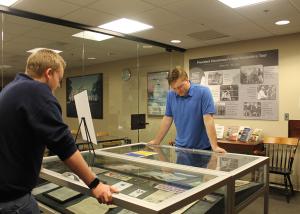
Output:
[{"xmin": 74, "ymin": 117, "xmax": 95, "ymax": 155}]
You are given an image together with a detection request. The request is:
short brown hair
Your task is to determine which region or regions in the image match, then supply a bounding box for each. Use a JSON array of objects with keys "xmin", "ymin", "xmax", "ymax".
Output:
[
  {"xmin": 167, "ymin": 66, "xmax": 188, "ymax": 85},
  {"xmin": 26, "ymin": 49, "xmax": 66, "ymax": 78}
]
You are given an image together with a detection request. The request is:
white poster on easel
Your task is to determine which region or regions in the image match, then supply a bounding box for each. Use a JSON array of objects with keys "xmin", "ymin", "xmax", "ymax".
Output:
[{"xmin": 74, "ymin": 90, "xmax": 97, "ymax": 145}]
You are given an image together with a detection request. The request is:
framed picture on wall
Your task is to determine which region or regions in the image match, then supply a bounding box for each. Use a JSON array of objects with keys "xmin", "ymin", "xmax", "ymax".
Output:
[
  {"xmin": 66, "ymin": 73, "xmax": 103, "ymax": 119},
  {"xmin": 147, "ymin": 71, "xmax": 169, "ymax": 116}
]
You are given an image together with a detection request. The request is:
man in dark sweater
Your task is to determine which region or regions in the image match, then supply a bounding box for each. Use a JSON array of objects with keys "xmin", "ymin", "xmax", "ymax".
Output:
[{"xmin": 0, "ymin": 49, "xmax": 117, "ymax": 213}]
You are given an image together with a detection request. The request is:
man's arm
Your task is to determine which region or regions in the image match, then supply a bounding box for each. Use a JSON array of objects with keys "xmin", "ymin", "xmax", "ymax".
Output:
[
  {"xmin": 64, "ymin": 150, "xmax": 118, "ymax": 203},
  {"xmin": 148, "ymin": 116, "xmax": 173, "ymax": 145},
  {"xmin": 203, "ymin": 114, "xmax": 226, "ymax": 153}
]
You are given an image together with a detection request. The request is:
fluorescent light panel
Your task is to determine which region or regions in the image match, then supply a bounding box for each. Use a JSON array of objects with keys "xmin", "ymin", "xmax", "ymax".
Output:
[
  {"xmin": 27, "ymin": 48, "xmax": 62, "ymax": 53},
  {"xmin": 218, "ymin": 0, "xmax": 270, "ymax": 8},
  {"xmin": 72, "ymin": 31, "xmax": 113, "ymax": 41},
  {"xmin": 99, "ymin": 18, "xmax": 153, "ymax": 34},
  {"xmin": 0, "ymin": 0, "xmax": 19, "ymax": 6}
]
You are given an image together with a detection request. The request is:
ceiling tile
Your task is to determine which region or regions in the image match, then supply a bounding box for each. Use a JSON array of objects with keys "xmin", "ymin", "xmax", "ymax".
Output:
[
  {"xmin": 158, "ymin": 20, "xmax": 208, "ymax": 36},
  {"xmin": 141, "ymin": 0, "xmax": 182, "ymax": 6},
  {"xmin": 62, "ymin": 8, "xmax": 117, "ymax": 26},
  {"xmin": 236, "ymin": 0, "xmax": 299, "ymax": 21},
  {"xmin": 128, "ymin": 8, "xmax": 183, "ymax": 27},
  {"xmin": 289, "ymin": 0, "xmax": 300, "ymax": 11},
  {"xmin": 13, "ymin": 0, "xmax": 79, "ymax": 18},
  {"xmin": 61, "ymin": 0, "xmax": 98, "ymax": 6},
  {"xmin": 163, "ymin": 0, "xmax": 247, "ymax": 25},
  {"xmin": 88, "ymin": 0, "xmax": 154, "ymax": 17}
]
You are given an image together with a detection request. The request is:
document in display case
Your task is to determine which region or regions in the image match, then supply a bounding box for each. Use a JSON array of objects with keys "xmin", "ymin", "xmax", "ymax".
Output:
[{"xmin": 39, "ymin": 143, "xmax": 268, "ymax": 213}]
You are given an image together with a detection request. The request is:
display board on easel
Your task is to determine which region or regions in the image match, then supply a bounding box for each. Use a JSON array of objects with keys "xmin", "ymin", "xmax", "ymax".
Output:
[{"xmin": 74, "ymin": 90, "xmax": 97, "ymax": 145}]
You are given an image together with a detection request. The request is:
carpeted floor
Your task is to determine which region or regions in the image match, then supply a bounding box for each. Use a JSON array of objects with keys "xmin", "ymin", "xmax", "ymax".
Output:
[{"xmin": 241, "ymin": 189, "xmax": 300, "ymax": 214}]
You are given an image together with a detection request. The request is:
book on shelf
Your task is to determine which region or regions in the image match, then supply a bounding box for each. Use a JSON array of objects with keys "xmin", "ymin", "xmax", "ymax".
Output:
[
  {"xmin": 239, "ymin": 127, "xmax": 253, "ymax": 142},
  {"xmin": 249, "ymin": 128, "xmax": 263, "ymax": 142},
  {"xmin": 224, "ymin": 126, "xmax": 244, "ymax": 141},
  {"xmin": 215, "ymin": 124, "xmax": 225, "ymax": 139}
]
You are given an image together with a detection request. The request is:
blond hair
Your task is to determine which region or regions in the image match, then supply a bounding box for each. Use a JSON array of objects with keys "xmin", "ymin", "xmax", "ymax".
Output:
[
  {"xmin": 26, "ymin": 49, "xmax": 66, "ymax": 78},
  {"xmin": 167, "ymin": 66, "xmax": 188, "ymax": 85}
]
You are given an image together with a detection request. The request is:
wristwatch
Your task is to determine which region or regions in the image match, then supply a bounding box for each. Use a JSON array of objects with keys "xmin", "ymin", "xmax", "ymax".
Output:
[{"xmin": 88, "ymin": 177, "xmax": 100, "ymax": 189}]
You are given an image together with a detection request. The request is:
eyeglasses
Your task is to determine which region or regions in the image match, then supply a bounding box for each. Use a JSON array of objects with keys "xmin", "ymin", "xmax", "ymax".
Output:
[{"xmin": 172, "ymin": 80, "xmax": 187, "ymax": 91}]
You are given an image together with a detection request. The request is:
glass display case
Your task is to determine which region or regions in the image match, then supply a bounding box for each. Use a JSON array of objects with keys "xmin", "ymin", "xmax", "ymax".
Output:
[
  {"xmin": 38, "ymin": 144, "xmax": 268, "ymax": 213},
  {"xmin": 97, "ymin": 143, "xmax": 269, "ymax": 213}
]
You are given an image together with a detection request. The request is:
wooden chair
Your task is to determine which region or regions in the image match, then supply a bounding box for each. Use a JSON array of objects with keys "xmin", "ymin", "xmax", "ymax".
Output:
[{"xmin": 263, "ymin": 136, "xmax": 299, "ymax": 202}]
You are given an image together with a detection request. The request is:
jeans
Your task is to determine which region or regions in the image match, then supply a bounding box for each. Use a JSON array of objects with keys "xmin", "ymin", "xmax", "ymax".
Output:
[{"xmin": 0, "ymin": 194, "xmax": 40, "ymax": 214}]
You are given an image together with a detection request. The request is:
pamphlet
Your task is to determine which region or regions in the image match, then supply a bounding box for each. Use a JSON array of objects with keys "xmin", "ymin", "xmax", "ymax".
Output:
[
  {"xmin": 128, "ymin": 189, "xmax": 146, "ymax": 197},
  {"xmin": 32, "ymin": 183, "xmax": 59, "ymax": 195},
  {"xmin": 126, "ymin": 150, "xmax": 157, "ymax": 157},
  {"xmin": 155, "ymin": 184, "xmax": 186, "ymax": 194},
  {"xmin": 104, "ymin": 172, "xmax": 132, "ymax": 181},
  {"xmin": 112, "ymin": 181, "xmax": 133, "ymax": 191},
  {"xmin": 67, "ymin": 197, "xmax": 112, "ymax": 214},
  {"xmin": 215, "ymin": 124, "xmax": 225, "ymax": 139},
  {"xmin": 45, "ymin": 186, "xmax": 82, "ymax": 203},
  {"xmin": 239, "ymin": 127, "xmax": 253, "ymax": 142},
  {"xmin": 143, "ymin": 190, "xmax": 176, "ymax": 203}
]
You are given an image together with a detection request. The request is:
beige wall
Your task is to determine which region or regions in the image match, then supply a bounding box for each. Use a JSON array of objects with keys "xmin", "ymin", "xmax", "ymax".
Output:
[{"xmin": 184, "ymin": 33, "xmax": 300, "ymax": 189}]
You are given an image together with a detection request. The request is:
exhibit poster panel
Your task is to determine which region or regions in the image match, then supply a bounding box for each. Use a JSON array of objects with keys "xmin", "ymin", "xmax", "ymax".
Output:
[{"xmin": 189, "ymin": 49, "xmax": 278, "ymax": 120}]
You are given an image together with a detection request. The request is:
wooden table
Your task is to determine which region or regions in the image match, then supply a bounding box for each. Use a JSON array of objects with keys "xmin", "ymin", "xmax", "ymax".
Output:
[{"xmin": 217, "ymin": 139, "xmax": 263, "ymax": 155}]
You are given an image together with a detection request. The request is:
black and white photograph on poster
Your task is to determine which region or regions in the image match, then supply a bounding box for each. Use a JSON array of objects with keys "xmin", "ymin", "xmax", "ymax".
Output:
[
  {"xmin": 240, "ymin": 65, "xmax": 264, "ymax": 84},
  {"xmin": 189, "ymin": 49, "xmax": 278, "ymax": 120},
  {"xmin": 220, "ymin": 85, "xmax": 239, "ymax": 101},
  {"xmin": 215, "ymin": 103, "xmax": 226, "ymax": 116},
  {"xmin": 257, "ymin": 85, "xmax": 276, "ymax": 100},
  {"xmin": 243, "ymin": 102, "xmax": 261, "ymax": 117},
  {"xmin": 208, "ymin": 71, "xmax": 223, "ymax": 85}
]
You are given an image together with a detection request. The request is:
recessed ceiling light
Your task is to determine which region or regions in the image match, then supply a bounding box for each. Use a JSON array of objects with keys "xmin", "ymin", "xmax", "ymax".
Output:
[
  {"xmin": 170, "ymin": 40, "xmax": 181, "ymax": 44},
  {"xmin": 72, "ymin": 31, "xmax": 113, "ymax": 41},
  {"xmin": 275, "ymin": 20, "xmax": 290, "ymax": 25},
  {"xmin": 218, "ymin": 0, "xmax": 270, "ymax": 8},
  {"xmin": 99, "ymin": 18, "xmax": 153, "ymax": 34},
  {"xmin": 27, "ymin": 48, "xmax": 62, "ymax": 53},
  {"xmin": 87, "ymin": 57, "xmax": 96, "ymax": 60},
  {"xmin": 0, "ymin": 0, "xmax": 19, "ymax": 7}
]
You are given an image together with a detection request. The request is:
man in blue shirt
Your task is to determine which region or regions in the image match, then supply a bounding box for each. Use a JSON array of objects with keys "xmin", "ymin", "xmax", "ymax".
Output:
[
  {"xmin": 0, "ymin": 49, "xmax": 117, "ymax": 213},
  {"xmin": 149, "ymin": 66, "xmax": 225, "ymax": 153}
]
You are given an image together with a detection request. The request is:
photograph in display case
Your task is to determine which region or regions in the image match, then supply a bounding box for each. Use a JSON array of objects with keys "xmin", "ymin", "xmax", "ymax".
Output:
[{"xmin": 147, "ymin": 71, "xmax": 169, "ymax": 116}]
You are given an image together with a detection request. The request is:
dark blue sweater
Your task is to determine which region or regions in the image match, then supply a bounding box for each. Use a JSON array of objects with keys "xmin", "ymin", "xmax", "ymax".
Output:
[{"xmin": 0, "ymin": 73, "xmax": 77, "ymax": 202}]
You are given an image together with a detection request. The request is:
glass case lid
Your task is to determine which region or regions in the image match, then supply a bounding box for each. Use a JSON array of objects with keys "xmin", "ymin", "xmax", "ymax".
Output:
[
  {"xmin": 41, "ymin": 151, "xmax": 230, "ymax": 213},
  {"xmin": 97, "ymin": 143, "xmax": 261, "ymax": 173}
]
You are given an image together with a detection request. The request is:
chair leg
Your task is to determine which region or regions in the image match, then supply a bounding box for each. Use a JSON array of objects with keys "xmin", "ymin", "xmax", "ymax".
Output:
[
  {"xmin": 284, "ymin": 175, "xmax": 290, "ymax": 203},
  {"xmin": 287, "ymin": 175, "xmax": 294, "ymax": 196}
]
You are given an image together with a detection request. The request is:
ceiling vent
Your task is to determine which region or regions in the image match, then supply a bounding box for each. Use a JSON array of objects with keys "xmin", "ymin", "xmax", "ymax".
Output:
[{"xmin": 187, "ymin": 30, "xmax": 228, "ymax": 41}]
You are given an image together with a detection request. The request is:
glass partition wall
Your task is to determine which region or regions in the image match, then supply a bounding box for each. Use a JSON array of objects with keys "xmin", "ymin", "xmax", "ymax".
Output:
[{"xmin": 0, "ymin": 12, "xmax": 184, "ymax": 146}]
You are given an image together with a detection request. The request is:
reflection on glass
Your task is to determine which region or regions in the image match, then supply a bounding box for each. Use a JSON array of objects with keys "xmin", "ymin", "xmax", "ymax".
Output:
[
  {"xmin": 100, "ymin": 144, "xmax": 259, "ymax": 172},
  {"xmin": 43, "ymin": 152, "xmax": 217, "ymax": 205}
]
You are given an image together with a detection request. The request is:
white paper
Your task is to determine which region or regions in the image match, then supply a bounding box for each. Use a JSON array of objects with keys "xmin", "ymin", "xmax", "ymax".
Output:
[
  {"xmin": 128, "ymin": 189, "xmax": 146, "ymax": 197},
  {"xmin": 112, "ymin": 181, "xmax": 133, "ymax": 191}
]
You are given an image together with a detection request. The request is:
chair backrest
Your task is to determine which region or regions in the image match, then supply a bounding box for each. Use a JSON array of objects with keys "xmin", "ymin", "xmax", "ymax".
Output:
[{"xmin": 263, "ymin": 136, "xmax": 299, "ymax": 172}]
